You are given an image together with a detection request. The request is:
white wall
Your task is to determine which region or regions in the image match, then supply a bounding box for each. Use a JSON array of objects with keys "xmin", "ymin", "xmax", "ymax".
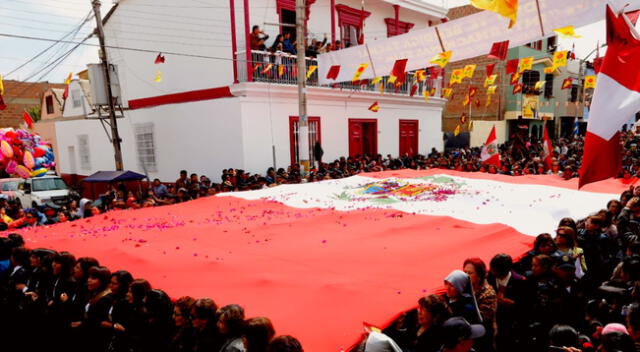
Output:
[
  {"xmin": 62, "ymin": 80, "xmax": 93, "ymax": 118},
  {"xmin": 469, "ymin": 120, "xmax": 507, "ymax": 148},
  {"xmin": 57, "ymin": 97, "xmax": 244, "ymax": 182},
  {"xmin": 236, "ymin": 83, "xmax": 443, "ymax": 175}
]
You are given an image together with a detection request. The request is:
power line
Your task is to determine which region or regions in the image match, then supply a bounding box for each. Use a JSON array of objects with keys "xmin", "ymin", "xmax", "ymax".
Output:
[
  {"xmin": 4, "ymin": 11, "xmax": 93, "ymax": 78},
  {"xmin": 0, "ymin": 32, "xmax": 236, "ymax": 62}
]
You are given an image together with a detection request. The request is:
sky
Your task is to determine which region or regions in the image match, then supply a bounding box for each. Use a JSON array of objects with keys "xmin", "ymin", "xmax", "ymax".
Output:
[{"xmin": 0, "ymin": 0, "xmax": 632, "ymax": 83}]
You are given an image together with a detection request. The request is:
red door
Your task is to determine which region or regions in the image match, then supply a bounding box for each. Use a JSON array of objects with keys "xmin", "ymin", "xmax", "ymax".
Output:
[
  {"xmin": 399, "ymin": 120, "xmax": 418, "ymax": 156},
  {"xmin": 349, "ymin": 119, "xmax": 377, "ymax": 157}
]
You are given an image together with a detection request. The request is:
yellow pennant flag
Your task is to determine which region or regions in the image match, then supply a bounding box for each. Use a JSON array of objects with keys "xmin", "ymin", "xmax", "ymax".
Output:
[
  {"xmin": 379, "ymin": 81, "xmax": 385, "ymax": 95},
  {"xmin": 544, "ymin": 66, "xmax": 556, "ymax": 74},
  {"xmin": 463, "ymin": 64, "xmax": 477, "ymax": 79},
  {"xmin": 553, "ymin": 51, "xmax": 568, "ymax": 68},
  {"xmin": 584, "ymin": 76, "xmax": 596, "ymax": 89},
  {"xmin": 484, "ymin": 74, "xmax": 498, "ymax": 87},
  {"xmin": 0, "ymin": 74, "xmax": 3, "ymax": 96},
  {"xmin": 454, "ymin": 124, "xmax": 461, "ymax": 137},
  {"xmin": 306, "ymin": 65, "xmax": 317, "ymax": 79},
  {"xmin": 423, "ymin": 89, "xmax": 430, "ymax": 103},
  {"xmin": 352, "ymin": 63, "xmax": 368, "ymax": 82},
  {"xmin": 463, "ymin": 92, "xmax": 470, "ymax": 106},
  {"xmin": 470, "ymin": 0, "xmax": 518, "ymax": 28},
  {"xmin": 154, "ymin": 71, "xmax": 162, "ymax": 83},
  {"xmin": 554, "ymin": 26, "xmax": 581, "ymax": 39},
  {"xmin": 468, "ymin": 120, "xmax": 473, "ymax": 130},
  {"xmin": 278, "ymin": 65, "xmax": 285, "ymax": 77},
  {"xmin": 430, "ymin": 88, "xmax": 436, "ymax": 96},
  {"xmin": 534, "ymin": 81, "xmax": 546, "ymax": 90},
  {"xmin": 519, "ymin": 57, "xmax": 533, "ymax": 73},
  {"xmin": 414, "ymin": 70, "xmax": 427, "ymax": 82},
  {"xmin": 450, "ymin": 69, "xmax": 464, "ymax": 85},
  {"xmin": 64, "ymin": 72, "xmax": 73, "ymax": 85},
  {"xmin": 442, "ymin": 88, "xmax": 453, "ymax": 98},
  {"xmin": 430, "ymin": 51, "xmax": 453, "ymax": 68},
  {"xmin": 487, "ymin": 85, "xmax": 497, "ymax": 95},
  {"xmin": 371, "ymin": 77, "xmax": 382, "ymax": 85}
]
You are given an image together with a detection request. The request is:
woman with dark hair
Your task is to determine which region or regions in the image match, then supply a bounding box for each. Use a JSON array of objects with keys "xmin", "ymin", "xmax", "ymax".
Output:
[
  {"xmin": 144, "ymin": 289, "xmax": 174, "ymax": 351},
  {"xmin": 548, "ymin": 324, "xmax": 580, "ymax": 349},
  {"xmin": 72, "ymin": 266, "xmax": 113, "ymax": 351},
  {"xmin": 124, "ymin": 278, "xmax": 152, "ymax": 351},
  {"xmin": 191, "ymin": 297, "xmax": 222, "ymax": 352},
  {"xmin": 169, "ymin": 296, "xmax": 196, "ymax": 352},
  {"xmin": 47, "ymin": 251, "xmax": 77, "ymax": 349},
  {"xmin": 555, "ymin": 226, "xmax": 587, "ymax": 273},
  {"xmin": 463, "ymin": 258, "xmax": 497, "ymax": 352},
  {"xmin": 267, "ymin": 336, "xmax": 303, "ymax": 352},
  {"xmin": 413, "ymin": 294, "xmax": 451, "ymax": 352},
  {"xmin": 218, "ymin": 304, "xmax": 246, "ymax": 352},
  {"xmin": 527, "ymin": 254, "xmax": 561, "ymax": 342},
  {"xmin": 514, "ymin": 233, "xmax": 558, "ymax": 275},
  {"xmin": 101, "ymin": 270, "xmax": 133, "ymax": 352},
  {"xmin": 244, "ymin": 317, "xmax": 275, "ymax": 352},
  {"xmin": 558, "ymin": 218, "xmax": 578, "ymax": 236}
]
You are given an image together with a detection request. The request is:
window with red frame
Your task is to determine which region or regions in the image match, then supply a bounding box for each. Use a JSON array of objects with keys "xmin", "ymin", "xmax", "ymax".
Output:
[
  {"xmin": 384, "ymin": 18, "xmax": 414, "ymax": 37},
  {"xmin": 335, "ymin": 4, "xmax": 370, "ymax": 47}
]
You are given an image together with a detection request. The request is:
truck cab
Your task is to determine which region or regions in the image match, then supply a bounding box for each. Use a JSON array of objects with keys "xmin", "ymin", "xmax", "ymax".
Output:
[{"xmin": 16, "ymin": 176, "xmax": 70, "ymax": 208}]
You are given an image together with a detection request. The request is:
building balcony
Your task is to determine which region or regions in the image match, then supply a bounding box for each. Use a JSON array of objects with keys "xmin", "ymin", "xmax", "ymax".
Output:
[{"xmin": 236, "ymin": 50, "xmax": 442, "ymax": 97}]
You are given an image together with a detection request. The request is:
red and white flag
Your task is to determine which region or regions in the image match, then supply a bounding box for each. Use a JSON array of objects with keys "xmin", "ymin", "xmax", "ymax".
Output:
[
  {"xmin": 579, "ymin": 6, "xmax": 640, "ymax": 188},
  {"xmin": 542, "ymin": 125, "xmax": 553, "ymax": 170},
  {"xmin": 481, "ymin": 125, "xmax": 500, "ymax": 167}
]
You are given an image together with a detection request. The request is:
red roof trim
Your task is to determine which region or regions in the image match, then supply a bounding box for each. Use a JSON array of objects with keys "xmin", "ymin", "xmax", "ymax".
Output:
[{"xmin": 128, "ymin": 86, "xmax": 234, "ymax": 110}]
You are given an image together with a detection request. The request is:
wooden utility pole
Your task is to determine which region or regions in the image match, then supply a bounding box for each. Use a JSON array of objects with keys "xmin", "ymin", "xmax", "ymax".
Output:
[
  {"xmin": 91, "ymin": 0, "xmax": 124, "ymax": 170},
  {"xmin": 295, "ymin": 0, "xmax": 309, "ymax": 173}
]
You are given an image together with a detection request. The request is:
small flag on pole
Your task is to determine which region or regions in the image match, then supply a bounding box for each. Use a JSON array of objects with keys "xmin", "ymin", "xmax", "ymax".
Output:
[
  {"xmin": 423, "ymin": 89, "xmax": 430, "ymax": 103},
  {"xmin": 561, "ymin": 78, "xmax": 572, "ymax": 90},
  {"xmin": 388, "ymin": 59, "xmax": 408, "ymax": 84},
  {"xmin": 368, "ymin": 101, "xmax": 379, "ymax": 112},
  {"xmin": 306, "ymin": 65, "xmax": 318, "ymax": 79},
  {"xmin": 512, "ymin": 83, "xmax": 523, "ymax": 94},
  {"xmin": 553, "ymin": 51, "xmax": 568, "ymax": 68},
  {"xmin": 326, "ymin": 65, "xmax": 341, "ymax": 80},
  {"xmin": 154, "ymin": 71, "xmax": 162, "ymax": 82},
  {"xmin": 510, "ymin": 72, "xmax": 521, "ymax": 85},
  {"xmin": 486, "ymin": 63, "xmax": 496, "ymax": 77},
  {"xmin": 463, "ymin": 64, "xmax": 477, "ymax": 79},
  {"xmin": 454, "ymin": 124, "xmax": 461, "ymax": 136},
  {"xmin": 519, "ymin": 57, "xmax": 533, "ymax": 72},
  {"xmin": 0, "ymin": 74, "xmax": 4, "ymax": 95},
  {"xmin": 430, "ymin": 51, "xmax": 453, "ymax": 68},
  {"xmin": 544, "ymin": 66, "xmax": 555, "ymax": 74},
  {"xmin": 487, "ymin": 85, "xmax": 497, "ymax": 95},
  {"xmin": 64, "ymin": 72, "xmax": 73, "ymax": 85},
  {"xmin": 353, "ymin": 63, "xmax": 369, "ymax": 82},
  {"xmin": 484, "ymin": 74, "xmax": 497, "ymax": 87},
  {"xmin": 554, "ymin": 26, "xmax": 581, "ymax": 39},
  {"xmin": 450, "ymin": 69, "xmax": 464, "ymax": 85},
  {"xmin": 410, "ymin": 84, "xmax": 418, "ymax": 97},
  {"xmin": 154, "ymin": 53, "xmax": 165, "ymax": 64},
  {"xmin": 442, "ymin": 88, "xmax": 453, "ymax": 98},
  {"xmin": 23, "ymin": 111, "xmax": 33, "ymax": 128},
  {"xmin": 584, "ymin": 76, "xmax": 596, "ymax": 89},
  {"xmin": 506, "ymin": 59, "xmax": 519, "ymax": 74},
  {"xmin": 488, "ymin": 40, "xmax": 509, "ymax": 60}
]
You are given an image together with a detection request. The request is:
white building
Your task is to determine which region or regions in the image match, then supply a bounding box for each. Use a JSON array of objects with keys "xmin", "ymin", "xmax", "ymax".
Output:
[{"xmin": 56, "ymin": 0, "xmax": 448, "ymax": 182}]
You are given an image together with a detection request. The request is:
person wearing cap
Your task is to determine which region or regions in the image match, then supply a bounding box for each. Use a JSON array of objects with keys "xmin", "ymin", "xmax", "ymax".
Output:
[
  {"xmin": 439, "ymin": 317, "xmax": 485, "ymax": 352},
  {"xmin": 443, "ymin": 270, "xmax": 482, "ymax": 325}
]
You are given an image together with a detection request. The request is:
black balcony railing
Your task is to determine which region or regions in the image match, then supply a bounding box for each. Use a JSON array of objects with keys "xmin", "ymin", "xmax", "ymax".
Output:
[{"xmin": 237, "ymin": 50, "xmax": 442, "ymax": 97}]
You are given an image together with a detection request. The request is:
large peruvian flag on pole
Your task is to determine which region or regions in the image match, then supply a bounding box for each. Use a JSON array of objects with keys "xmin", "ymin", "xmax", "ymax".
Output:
[
  {"xmin": 481, "ymin": 125, "xmax": 500, "ymax": 167},
  {"xmin": 579, "ymin": 6, "xmax": 640, "ymax": 188}
]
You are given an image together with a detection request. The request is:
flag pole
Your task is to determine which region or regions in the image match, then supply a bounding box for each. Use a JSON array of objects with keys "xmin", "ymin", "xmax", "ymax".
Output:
[{"xmin": 296, "ymin": 0, "xmax": 310, "ymax": 174}]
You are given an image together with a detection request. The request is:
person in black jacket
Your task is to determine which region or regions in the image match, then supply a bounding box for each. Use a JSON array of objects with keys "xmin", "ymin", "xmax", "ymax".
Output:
[
  {"xmin": 71, "ymin": 266, "xmax": 113, "ymax": 352},
  {"xmin": 191, "ymin": 297, "xmax": 222, "ymax": 352},
  {"xmin": 487, "ymin": 254, "xmax": 529, "ymax": 352},
  {"xmin": 218, "ymin": 304, "xmax": 246, "ymax": 352},
  {"xmin": 169, "ymin": 296, "xmax": 197, "ymax": 352},
  {"xmin": 47, "ymin": 251, "xmax": 78, "ymax": 350},
  {"xmin": 102, "ymin": 270, "xmax": 133, "ymax": 352}
]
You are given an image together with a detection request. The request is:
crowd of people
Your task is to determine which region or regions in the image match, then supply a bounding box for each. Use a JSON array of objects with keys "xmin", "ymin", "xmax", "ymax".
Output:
[
  {"xmin": 0, "ymin": 233, "xmax": 304, "ymax": 351},
  {"xmin": 356, "ymin": 182, "xmax": 640, "ymax": 352},
  {"xmin": 249, "ymin": 25, "xmax": 349, "ymax": 57}
]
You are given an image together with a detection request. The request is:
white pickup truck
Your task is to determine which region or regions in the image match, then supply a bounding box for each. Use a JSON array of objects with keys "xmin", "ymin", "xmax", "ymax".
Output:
[{"xmin": 16, "ymin": 176, "xmax": 71, "ymax": 208}]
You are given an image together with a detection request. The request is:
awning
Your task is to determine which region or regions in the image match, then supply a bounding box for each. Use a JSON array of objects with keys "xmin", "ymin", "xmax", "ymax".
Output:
[{"xmin": 82, "ymin": 170, "xmax": 147, "ymax": 183}]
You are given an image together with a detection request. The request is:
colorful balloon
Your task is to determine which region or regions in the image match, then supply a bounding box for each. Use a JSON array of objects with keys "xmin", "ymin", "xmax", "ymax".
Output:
[
  {"xmin": 5, "ymin": 160, "xmax": 16, "ymax": 175},
  {"xmin": 15, "ymin": 165, "xmax": 31, "ymax": 179},
  {"xmin": 23, "ymin": 151, "xmax": 35, "ymax": 169},
  {"xmin": 1, "ymin": 140, "xmax": 13, "ymax": 159},
  {"xmin": 34, "ymin": 147, "xmax": 46, "ymax": 158},
  {"xmin": 31, "ymin": 168, "xmax": 48, "ymax": 177}
]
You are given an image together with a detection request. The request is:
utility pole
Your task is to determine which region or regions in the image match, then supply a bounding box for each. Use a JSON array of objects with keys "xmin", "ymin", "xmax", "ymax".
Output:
[
  {"xmin": 295, "ymin": 0, "xmax": 310, "ymax": 174},
  {"xmin": 92, "ymin": 0, "xmax": 124, "ymax": 171}
]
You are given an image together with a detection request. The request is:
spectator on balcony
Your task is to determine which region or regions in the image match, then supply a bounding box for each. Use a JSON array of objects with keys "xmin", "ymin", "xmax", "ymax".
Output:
[
  {"xmin": 283, "ymin": 33, "xmax": 296, "ymax": 55},
  {"xmin": 270, "ymin": 35, "xmax": 283, "ymax": 52},
  {"xmin": 250, "ymin": 26, "xmax": 269, "ymax": 51}
]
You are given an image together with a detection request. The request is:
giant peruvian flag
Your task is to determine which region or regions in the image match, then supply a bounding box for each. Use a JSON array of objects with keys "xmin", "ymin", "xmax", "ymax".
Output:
[
  {"xmin": 9, "ymin": 169, "xmax": 631, "ymax": 351},
  {"xmin": 580, "ymin": 6, "xmax": 640, "ymax": 188},
  {"xmin": 481, "ymin": 125, "xmax": 500, "ymax": 167}
]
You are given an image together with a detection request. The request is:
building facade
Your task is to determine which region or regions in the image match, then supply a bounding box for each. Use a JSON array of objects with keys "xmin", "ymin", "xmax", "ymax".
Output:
[{"xmin": 55, "ymin": 0, "xmax": 449, "ymax": 182}]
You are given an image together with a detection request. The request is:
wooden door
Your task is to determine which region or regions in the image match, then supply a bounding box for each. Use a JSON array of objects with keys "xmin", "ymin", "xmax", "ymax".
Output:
[{"xmin": 399, "ymin": 120, "xmax": 418, "ymax": 156}]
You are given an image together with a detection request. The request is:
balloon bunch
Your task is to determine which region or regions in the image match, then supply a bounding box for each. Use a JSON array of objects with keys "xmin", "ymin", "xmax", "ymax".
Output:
[{"xmin": 0, "ymin": 128, "xmax": 55, "ymax": 179}]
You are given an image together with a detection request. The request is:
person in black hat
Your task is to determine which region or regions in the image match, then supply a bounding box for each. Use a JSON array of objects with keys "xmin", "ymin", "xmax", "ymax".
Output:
[{"xmin": 439, "ymin": 317, "xmax": 485, "ymax": 352}]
